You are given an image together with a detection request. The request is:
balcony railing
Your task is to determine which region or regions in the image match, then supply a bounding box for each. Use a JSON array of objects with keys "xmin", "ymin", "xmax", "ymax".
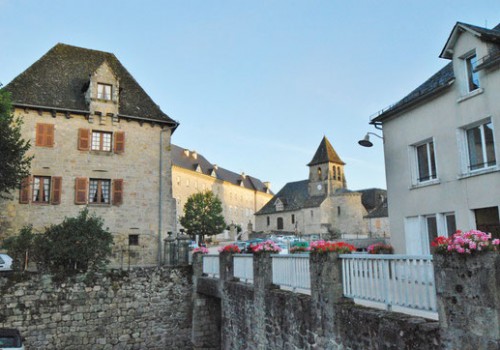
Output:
[
  {"xmin": 203, "ymin": 254, "xmax": 220, "ymax": 278},
  {"xmin": 340, "ymin": 254, "xmax": 437, "ymax": 318},
  {"xmin": 271, "ymin": 254, "xmax": 310, "ymax": 293},
  {"xmin": 233, "ymin": 254, "xmax": 254, "ymax": 283}
]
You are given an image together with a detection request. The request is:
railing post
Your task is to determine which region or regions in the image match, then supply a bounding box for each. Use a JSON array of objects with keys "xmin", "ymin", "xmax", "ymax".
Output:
[
  {"xmin": 163, "ymin": 236, "xmax": 177, "ymax": 265},
  {"xmin": 219, "ymin": 251, "xmax": 234, "ymax": 284},
  {"xmin": 253, "ymin": 252, "xmax": 273, "ymax": 349},
  {"xmin": 309, "ymin": 252, "xmax": 346, "ymax": 340},
  {"xmin": 434, "ymin": 252, "xmax": 500, "ymax": 350},
  {"xmin": 176, "ymin": 234, "xmax": 191, "ymax": 265}
]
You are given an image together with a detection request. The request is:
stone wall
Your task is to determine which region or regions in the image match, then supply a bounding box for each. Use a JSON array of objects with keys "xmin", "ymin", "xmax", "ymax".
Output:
[
  {"xmin": 192, "ymin": 253, "xmax": 443, "ymax": 350},
  {"xmin": 0, "ymin": 267, "xmax": 193, "ymax": 350}
]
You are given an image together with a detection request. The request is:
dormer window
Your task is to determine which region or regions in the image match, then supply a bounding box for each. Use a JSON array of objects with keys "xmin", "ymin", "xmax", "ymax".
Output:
[
  {"xmin": 97, "ymin": 83, "xmax": 112, "ymax": 100},
  {"xmin": 465, "ymin": 53, "xmax": 479, "ymax": 92}
]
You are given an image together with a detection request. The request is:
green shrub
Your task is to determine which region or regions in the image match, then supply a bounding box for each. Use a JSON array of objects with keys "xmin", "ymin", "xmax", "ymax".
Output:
[
  {"xmin": 34, "ymin": 209, "xmax": 113, "ymax": 275},
  {"xmin": 4, "ymin": 225, "xmax": 35, "ymax": 271}
]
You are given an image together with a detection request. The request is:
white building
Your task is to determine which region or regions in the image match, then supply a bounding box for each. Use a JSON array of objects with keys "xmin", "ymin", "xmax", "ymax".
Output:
[{"xmin": 371, "ymin": 22, "xmax": 500, "ymax": 254}]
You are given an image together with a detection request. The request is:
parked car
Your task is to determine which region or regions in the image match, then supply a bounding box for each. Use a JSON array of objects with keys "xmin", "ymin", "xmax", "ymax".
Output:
[
  {"xmin": 0, "ymin": 254, "xmax": 13, "ymax": 271},
  {"xmin": 234, "ymin": 241, "xmax": 248, "ymax": 252},
  {"xmin": 189, "ymin": 241, "xmax": 199, "ymax": 250},
  {"xmin": 0, "ymin": 328, "xmax": 25, "ymax": 349}
]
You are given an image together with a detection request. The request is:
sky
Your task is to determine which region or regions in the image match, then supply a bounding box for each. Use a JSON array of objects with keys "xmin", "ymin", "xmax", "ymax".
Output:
[{"xmin": 0, "ymin": 1, "xmax": 499, "ymax": 192}]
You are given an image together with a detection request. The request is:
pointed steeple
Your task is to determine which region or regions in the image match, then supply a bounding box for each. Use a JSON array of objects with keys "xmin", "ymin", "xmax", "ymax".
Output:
[{"xmin": 307, "ymin": 136, "xmax": 345, "ymax": 166}]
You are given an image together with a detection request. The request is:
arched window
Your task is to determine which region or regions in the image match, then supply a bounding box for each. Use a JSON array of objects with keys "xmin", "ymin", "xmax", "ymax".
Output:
[
  {"xmin": 333, "ymin": 167, "xmax": 336, "ymax": 179},
  {"xmin": 337, "ymin": 167, "xmax": 341, "ymax": 181},
  {"xmin": 317, "ymin": 167, "xmax": 322, "ymax": 180},
  {"xmin": 277, "ymin": 217, "xmax": 284, "ymax": 230}
]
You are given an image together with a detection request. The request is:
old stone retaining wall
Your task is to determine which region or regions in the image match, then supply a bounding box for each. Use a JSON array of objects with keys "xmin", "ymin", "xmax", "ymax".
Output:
[
  {"xmin": 0, "ymin": 266, "xmax": 193, "ymax": 350},
  {"xmin": 192, "ymin": 253, "xmax": 443, "ymax": 350}
]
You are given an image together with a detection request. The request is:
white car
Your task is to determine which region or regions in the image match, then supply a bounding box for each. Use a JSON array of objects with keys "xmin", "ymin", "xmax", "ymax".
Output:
[
  {"xmin": 0, "ymin": 328, "xmax": 25, "ymax": 349},
  {"xmin": 0, "ymin": 254, "xmax": 13, "ymax": 271}
]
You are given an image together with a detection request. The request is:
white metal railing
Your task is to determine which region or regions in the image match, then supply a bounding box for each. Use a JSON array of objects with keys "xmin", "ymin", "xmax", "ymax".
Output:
[
  {"xmin": 340, "ymin": 254, "xmax": 437, "ymax": 315},
  {"xmin": 233, "ymin": 254, "xmax": 254, "ymax": 283},
  {"xmin": 203, "ymin": 254, "xmax": 220, "ymax": 278},
  {"xmin": 271, "ymin": 254, "xmax": 310, "ymax": 293}
]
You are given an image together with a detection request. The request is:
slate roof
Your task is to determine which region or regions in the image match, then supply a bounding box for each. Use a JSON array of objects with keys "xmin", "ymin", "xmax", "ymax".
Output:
[
  {"xmin": 255, "ymin": 180, "xmax": 325, "ymax": 215},
  {"xmin": 308, "ymin": 136, "xmax": 345, "ymax": 166},
  {"xmin": 372, "ymin": 22, "xmax": 500, "ymax": 124},
  {"xmin": 371, "ymin": 63, "xmax": 455, "ymax": 123},
  {"xmin": 4, "ymin": 43, "xmax": 178, "ymax": 127},
  {"xmin": 171, "ymin": 144, "xmax": 271, "ymax": 194}
]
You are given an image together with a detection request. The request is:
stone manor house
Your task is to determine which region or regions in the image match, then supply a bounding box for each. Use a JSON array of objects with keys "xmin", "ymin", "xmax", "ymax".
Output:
[
  {"xmin": 0, "ymin": 43, "xmax": 179, "ymax": 266},
  {"xmin": 255, "ymin": 136, "xmax": 389, "ymax": 239}
]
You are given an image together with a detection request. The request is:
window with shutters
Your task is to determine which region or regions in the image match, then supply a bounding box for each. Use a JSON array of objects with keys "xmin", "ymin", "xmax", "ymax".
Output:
[
  {"xmin": 19, "ymin": 175, "xmax": 62, "ymax": 205},
  {"xmin": 36, "ymin": 123, "xmax": 54, "ymax": 147},
  {"xmin": 89, "ymin": 179, "xmax": 111, "ymax": 204},
  {"xmin": 78, "ymin": 129, "xmax": 125, "ymax": 154}
]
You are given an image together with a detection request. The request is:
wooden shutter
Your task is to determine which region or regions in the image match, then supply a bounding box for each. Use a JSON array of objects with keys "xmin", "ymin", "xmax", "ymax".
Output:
[
  {"xmin": 36, "ymin": 124, "xmax": 45, "ymax": 146},
  {"xmin": 112, "ymin": 179, "xmax": 123, "ymax": 206},
  {"xmin": 19, "ymin": 176, "xmax": 31, "ymax": 204},
  {"xmin": 36, "ymin": 124, "xmax": 55, "ymax": 147},
  {"xmin": 45, "ymin": 124, "xmax": 54, "ymax": 147},
  {"xmin": 51, "ymin": 176, "xmax": 62, "ymax": 205},
  {"xmin": 75, "ymin": 177, "xmax": 88, "ymax": 204},
  {"xmin": 78, "ymin": 129, "xmax": 90, "ymax": 151},
  {"xmin": 114, "ymin": 131, "xmax": 125, "ymax": 154}
]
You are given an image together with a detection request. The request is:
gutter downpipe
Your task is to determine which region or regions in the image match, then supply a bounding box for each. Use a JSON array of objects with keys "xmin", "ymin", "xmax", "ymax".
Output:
[{"xmin": 158, "ymin": 127, "xmax": 168, "ymax": 266}]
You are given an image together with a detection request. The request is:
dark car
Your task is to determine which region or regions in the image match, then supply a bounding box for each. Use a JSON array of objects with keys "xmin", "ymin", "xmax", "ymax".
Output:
[{"xmin": 0, "ymin": 328, "xmax": 25, "ymax": 349}]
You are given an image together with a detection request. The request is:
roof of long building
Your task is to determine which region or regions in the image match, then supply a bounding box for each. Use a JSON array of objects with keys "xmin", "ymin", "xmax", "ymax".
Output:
[
  {"xmin": 4, "ymin": 43, "xmax": 178, "ymax": 127},
  {"xmin": 171, "ymin": 144, "xmax": 271, "ymax": 194}
]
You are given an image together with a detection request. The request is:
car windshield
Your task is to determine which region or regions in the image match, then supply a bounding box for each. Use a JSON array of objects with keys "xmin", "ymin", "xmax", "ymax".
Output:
[{"xmin": 0, "ymin": 335, "xmax": 19, "ymax": 347}]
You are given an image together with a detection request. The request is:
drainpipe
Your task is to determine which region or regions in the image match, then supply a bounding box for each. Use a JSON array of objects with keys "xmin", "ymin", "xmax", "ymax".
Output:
[{"xmin": 158, "ymin": 127, "xmax": 169, "ymax": 266}]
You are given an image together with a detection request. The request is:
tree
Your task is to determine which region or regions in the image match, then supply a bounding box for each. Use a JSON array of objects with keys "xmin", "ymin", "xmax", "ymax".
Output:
[
  {"xmin": 3, "ymin": 225, "xmax": 35, "ymax": 271},
  {"xmin": 5, "ymin": 209, "xmax": 113, "ymax": 275},
  {"xmin": 180, "ymin": 191, "xmax": 226, "ymax": 241},
  {"xmin": 0, "ymin": 87, "xmax": 32, "ymax": 199}
]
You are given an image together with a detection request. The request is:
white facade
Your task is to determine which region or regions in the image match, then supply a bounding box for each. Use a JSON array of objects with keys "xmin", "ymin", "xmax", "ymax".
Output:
[{"xmin": 373, "ymin": 23, "xmax": 500, "ymax": 254}]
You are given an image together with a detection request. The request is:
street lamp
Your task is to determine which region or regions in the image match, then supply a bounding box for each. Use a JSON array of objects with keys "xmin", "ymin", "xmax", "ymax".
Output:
[{"xmin": 358, "ymin": 132, "xmax": 384, "ymax": 147}]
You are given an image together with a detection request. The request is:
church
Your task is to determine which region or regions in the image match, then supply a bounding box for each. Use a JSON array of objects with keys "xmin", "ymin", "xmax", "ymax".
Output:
[{"xmin": 254, "ymin": 136, "xmax": 389, "ymax": 239}]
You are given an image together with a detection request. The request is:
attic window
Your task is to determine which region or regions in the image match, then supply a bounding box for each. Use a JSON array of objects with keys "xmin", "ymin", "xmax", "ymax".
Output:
[
  {"xmin": 465, "ymin": 54, "xmax": 480, "ymax": 92},
  {"xmin": 97, "ymin": 83, "xmax": 112, "ymax": 100}
]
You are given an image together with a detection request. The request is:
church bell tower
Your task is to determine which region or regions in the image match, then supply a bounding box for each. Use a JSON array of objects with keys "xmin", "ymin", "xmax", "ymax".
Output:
[{"xmin": 307, "ymin": 136, "xmax": 346, "ymax": 196}]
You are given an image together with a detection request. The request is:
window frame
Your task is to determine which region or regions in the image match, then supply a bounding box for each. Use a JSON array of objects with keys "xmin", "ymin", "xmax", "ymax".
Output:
[
  {"xmin": 32, "ymin": 176, "xmax": 51, "ymax": 204},
  {"xmin": 97, "ymin": 83, "xmax": 112, "ymax": 100},
  {"xmin": 459, "ymin": 119, "xmax": 497, "ymax": 176},
  {"xmin": 88, "ymin": 178, "xmax": 111, "ymax": 205},
  {"xmin": 91, "ymin": 130, "xmax": 113, "ymax": 152},
  {"xmin": 409, "ymin": 138, "xmax": 439, "ymax": 187},
  {"xmin": 464, "ymin": 53, "xmax": 480, "ymax": 93}
]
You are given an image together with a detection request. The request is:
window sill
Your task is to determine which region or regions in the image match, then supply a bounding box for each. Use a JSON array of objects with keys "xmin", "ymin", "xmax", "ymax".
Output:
[
  {"xmin": 90, "ymin": 150, "xmax": 113, "ymax": 156},
  {"xmin": 457, "ymin": 88, "xmax": 484, "ymax": 103},
  {"xmin": 458, "ymin": 166, "xmax": 499, "ymax": 179},
  {"xmin": 409, "ymin": 179, "xmax": 441, "ymax": 190}
]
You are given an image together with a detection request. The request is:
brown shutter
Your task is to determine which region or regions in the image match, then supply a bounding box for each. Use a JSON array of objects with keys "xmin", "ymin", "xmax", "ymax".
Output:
[
  {"xmin": 112, "ymin": 179, "xmax": 123, "ymax": 206},
  {"xmin": 46, "ymin": 124, "xmax": 55, "ymax": 147},
  {"xmin": 114, "ymin": 131, "xmax": 125, "ymax": 154},
  {"xmin": 19, "ymin": 176, "xmax": 31, "ymax": 204},
  {"xmin": 75, "ymin": 177, "xmax": 88, "ymax": 204},
  {"xmin": 78, "ymin": 129, "xmax": 90, "ymax": 151},
  {"xmin": 36, "ymin": 124, "xmax": 45, "ymax": 146},
  {"xmin": 51, "ymin": 176, "xmax": 62, "ymax": 205}
]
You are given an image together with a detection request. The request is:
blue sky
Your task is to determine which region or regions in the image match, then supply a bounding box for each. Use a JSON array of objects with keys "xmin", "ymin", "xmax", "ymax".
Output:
[{"xmin": 1, "ymin": 1, "xmax": 498, "ymax": 192}]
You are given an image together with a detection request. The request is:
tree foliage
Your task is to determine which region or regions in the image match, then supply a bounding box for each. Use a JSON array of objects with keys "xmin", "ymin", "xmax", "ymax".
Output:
[
  {"xmin": 180, "ymin": 191, "xmax": 226, "ymax": 240},
  {"xmin": 3, "ymin": 225, "xmax": 35, "ymax": 271},
  {"xmin": 0, "ymin": 88, "xmax": 32, "ymax": 199},
  {"xmin": 5, "ymin": 209, "xmax": 113, "ymax": 275}
]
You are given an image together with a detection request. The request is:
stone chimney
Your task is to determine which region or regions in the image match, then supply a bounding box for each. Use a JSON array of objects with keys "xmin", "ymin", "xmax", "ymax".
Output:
[
  {"xmin": 183, "ymin": 149, "xmax": 190, "ymax": 157},
  {"xmin": 191, "ymin": 151, "xmax": 198, "ymax": 160}
]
